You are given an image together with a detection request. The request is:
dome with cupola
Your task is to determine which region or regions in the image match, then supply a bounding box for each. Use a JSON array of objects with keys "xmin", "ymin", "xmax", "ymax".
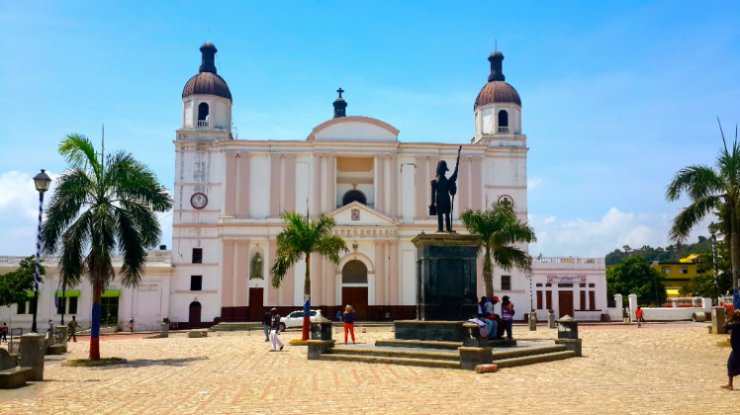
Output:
[
  {"xmin": 473, "ymin": 51, "xmax": 520, "ymax": 109},
  {"xmin": 182, "ymin": 42, "xmax": 232, "ymax": 100}
]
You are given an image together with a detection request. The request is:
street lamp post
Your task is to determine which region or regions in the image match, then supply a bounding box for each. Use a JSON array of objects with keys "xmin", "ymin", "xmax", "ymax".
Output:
[
  {"xmin": 31, "ymin": 169, "xmax": 52, "ymax": 333},
  {"xmin": 709, "ymin": 222, "xmax": 720, "ymax": 296}
]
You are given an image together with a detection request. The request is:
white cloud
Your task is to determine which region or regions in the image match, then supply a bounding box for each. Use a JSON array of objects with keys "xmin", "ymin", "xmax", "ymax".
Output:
[
  {"xmin": 527, "ymin": 177, "xmax": 543, "ymax": 191},
  {"xmin": 528, "ymin": 207, "xmax": 715, "ymax": 258},
  {"xmin": 0, "ymin": 170, "xmax": 174, "ymax": 257}
]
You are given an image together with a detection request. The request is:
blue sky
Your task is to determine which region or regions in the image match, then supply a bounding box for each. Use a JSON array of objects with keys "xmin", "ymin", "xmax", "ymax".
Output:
[{"xmin": 1, "ymin": 1, "xmax": 739, "ymax": 257}]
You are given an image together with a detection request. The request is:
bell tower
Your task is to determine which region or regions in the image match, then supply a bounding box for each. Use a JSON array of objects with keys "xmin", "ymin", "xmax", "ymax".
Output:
[
  {"xmin": 472, "ymin": 51, "xmax": 523, "ymax": 146},
  {"xmin": 178, "ymin": 42, "xmax": 233, "ymax": 141}
]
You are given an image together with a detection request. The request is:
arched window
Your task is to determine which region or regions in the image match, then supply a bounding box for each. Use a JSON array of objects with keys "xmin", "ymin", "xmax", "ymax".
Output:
[
  {"xmin": 342, "ymin": 189, "xmax": 367, "ymax": 206},
  {"xmin": 498, "ymin": 110, "xmax": 509, "ymax": 132},
  {"xmin": 197, "ymin": 103, "xmax": 209, "ymax": 127},
  {"xmin": 342, "ymin": 260, "xmax": 368, "ymax": 284}
]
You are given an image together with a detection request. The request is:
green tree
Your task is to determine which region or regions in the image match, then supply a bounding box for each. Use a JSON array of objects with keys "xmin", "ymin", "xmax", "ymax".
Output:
[
  {"xmin": 42, "ymin": 134, "xmax": 172, "ymax": 360},
  {"xmin": 270, "ymin": 212, "xmax": 347, "ymax": 341},
  {"xmin": 460, "ymin": 200, "xmax": 536, "ymax": 299},
  {"xmin": 666, "ymin": 123, "xmax": 740, "ymax": 291},
  {"xmin": 607, "ymin": 256, "xmax": 667, "ymax": 306},
  {"xmin": 0, "ymin": 256, "xmax": 44, "ymax": 308}
]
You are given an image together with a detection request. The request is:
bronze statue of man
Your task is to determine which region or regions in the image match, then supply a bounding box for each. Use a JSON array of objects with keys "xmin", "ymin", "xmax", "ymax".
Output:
[{"xmin": 430, "ymin": 146, "xmax": 462, "ymax": 232}]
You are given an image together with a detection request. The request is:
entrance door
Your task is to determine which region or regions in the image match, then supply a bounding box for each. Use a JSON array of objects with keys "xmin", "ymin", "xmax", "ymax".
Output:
[
  {"xmin": 342, "ymin": 287, "xmax": 368, "ymax": 320},
  {"xmin": 558, "ymin": 291, "xmax": 574, "ymax": 318},
  {"xmin": 189, "ymin": 301, "xmax": 202, "ymax": 328},
  {"xmin": 248, "ymin": 288, "xmax": 264, "ymax": 321}
]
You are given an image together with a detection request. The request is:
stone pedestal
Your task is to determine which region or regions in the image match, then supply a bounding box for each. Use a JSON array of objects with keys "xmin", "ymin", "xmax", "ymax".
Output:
[
  {"xmin": 528, "ymin": 311, "xmax": 537, "ymax": 331},
  {"xmin": 712, "ymin": 307, "xmax": 727, "ymax": 334},
  {"xmin": 555, "ymin": 338, "xmax": 583, "ymax": 357},
  {"xmin": 412, "ymin": 233, "xmax": 480, "ymax": 321},
  {"xmin": 306, "ymin": 340, "xmax": 336, "ymax": 360},
  {"xmin": 20, "ymin": 333, "xmax": 46, "ymax": 381},
  {"xmin": 161, "ymin": 323, "xmax": 169, "ymax": 338},
  {"xmin": 459, "ymin": 346, "xmax": 493, "ymax": 370}
]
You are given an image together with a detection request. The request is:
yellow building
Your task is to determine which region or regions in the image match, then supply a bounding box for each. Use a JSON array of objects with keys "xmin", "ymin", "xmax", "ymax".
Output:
[{"xmin": 653, "ymin": 254, "xmax": 711, "ymax": 298}]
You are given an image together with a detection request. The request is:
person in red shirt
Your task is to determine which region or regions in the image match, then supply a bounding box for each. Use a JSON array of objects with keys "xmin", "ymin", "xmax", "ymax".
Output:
[{"xmin": 635, "ymin": 305, "xmax": 645, "ymax": 328}]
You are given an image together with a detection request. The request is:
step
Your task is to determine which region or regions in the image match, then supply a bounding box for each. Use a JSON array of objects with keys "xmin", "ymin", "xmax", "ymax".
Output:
[
  {"xmin": 375, "ymin": 339, "xmax": 461, "ymax": 350},
  {"xmin": 376, "ymin": 338, "xmax": 517, "ymax": 350},
  {"xmin": 491, "ymin": 344, "xmax": 567, "ymax": 360},
  {"xmin": 320, "ymin": 353, "xmax": 461, "ymax": 369},
  {"xmin": 329, "ymin": 346, "xmax": 459, "ymax": 361},
  {"xmin": 493, "ymin": 350, "xmax": 576, "ymax": 368}
]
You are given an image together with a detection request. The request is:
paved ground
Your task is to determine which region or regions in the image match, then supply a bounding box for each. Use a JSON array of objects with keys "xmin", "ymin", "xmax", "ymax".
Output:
[{"xmin": 0, "ymin": 322, "xmax": 737, "ymax": 414}]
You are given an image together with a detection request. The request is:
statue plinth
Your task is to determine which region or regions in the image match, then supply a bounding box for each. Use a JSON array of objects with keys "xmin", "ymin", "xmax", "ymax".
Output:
[{"xmin": 412, "ymin": 233, "xmax": 480, "ymax": 322}]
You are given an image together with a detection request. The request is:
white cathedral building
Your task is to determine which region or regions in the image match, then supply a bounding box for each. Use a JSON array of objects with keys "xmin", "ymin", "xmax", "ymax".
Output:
[{"xmin": 0, "ymin": 43, "xmax": 607, "ymax": 331}]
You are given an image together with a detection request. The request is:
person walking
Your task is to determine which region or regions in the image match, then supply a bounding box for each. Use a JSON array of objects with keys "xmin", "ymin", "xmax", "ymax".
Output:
[
  {"xmin": 501, "ymin": 296, "xmax": 515, "ymax": 340},
  {"xmin": 269, "ymin": 308, "xmax": 284, "ymax": 352},
  {"xmin": 0, "ymin": 322, "xmax": 7, "ymax": 343},
  {"xmin": 67, "ymin": 315, "xmax": 78, "ymax": 342},
  {"xmin": 722, "ymin": 310, "xmax": 740, "ymax": 390},
  {"xmin": 262, "ymin": 308, "xmax": 271, "ymax": 342},
  {"xmin": 635, "ymin": 305, "xmax": 645, "ymax": 328},
  {"xmin": 343, "ymin": 304, "xmax": 356, "ymax": 344}
]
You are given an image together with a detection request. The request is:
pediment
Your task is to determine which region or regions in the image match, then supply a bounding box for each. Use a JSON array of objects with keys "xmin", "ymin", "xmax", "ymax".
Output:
[
  {"xmin": 327, "ymin": 202, "xmax": 395, "ymax": 226},
  {"xmin": 307, "ymin": 116, "xmax": 399, "ymax": 142}
]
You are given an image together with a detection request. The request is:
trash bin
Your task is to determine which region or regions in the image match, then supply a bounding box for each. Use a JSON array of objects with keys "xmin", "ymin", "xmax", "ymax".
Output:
[
  {"xmin": 310, "ymin": 316, "xmax": 333, "ymax": 340},
  {"xmin": 557, "ymin": 315, "xmax": 579, "ymax": 340}
]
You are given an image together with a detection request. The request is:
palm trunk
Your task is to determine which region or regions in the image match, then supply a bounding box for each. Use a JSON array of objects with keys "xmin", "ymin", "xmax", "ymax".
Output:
[
  {"xmin": 89, "ymin": 280, "xmax": 102, "ymax": 360},
  {"xmin": 483, "ymin": 245, "xmax": 494, "ymax": 299},
  {"xmin": 732, "ymin": 208, "xmax": 740, "ymax": 291},
  {"xmin": 302, "ymin": 253, "xmax": 311, "ymax": 341}
]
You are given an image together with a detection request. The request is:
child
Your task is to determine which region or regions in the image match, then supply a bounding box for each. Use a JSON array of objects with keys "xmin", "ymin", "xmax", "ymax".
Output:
[
  {"xmin": 722, "ymin": 310, "xmax": 740, "ymax": 390},
  {"xmin": 635, "ymin": 305, "xmax": 645, "ymax": 328}
]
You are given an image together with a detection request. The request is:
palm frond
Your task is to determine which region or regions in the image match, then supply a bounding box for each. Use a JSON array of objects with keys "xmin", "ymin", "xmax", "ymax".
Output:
[{"xmin": 669, "ymin": 195, "xmax": 721, "ymax": 242}]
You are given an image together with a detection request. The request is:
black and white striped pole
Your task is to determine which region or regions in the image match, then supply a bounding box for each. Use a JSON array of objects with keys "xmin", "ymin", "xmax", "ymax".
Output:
[
  {"xmin": 31, "ymin": 169, "xmax": 51, "ymax": 333},
  {"xmin": 709, "ymin": 222, "xmax": 719, "ymax": 293}
]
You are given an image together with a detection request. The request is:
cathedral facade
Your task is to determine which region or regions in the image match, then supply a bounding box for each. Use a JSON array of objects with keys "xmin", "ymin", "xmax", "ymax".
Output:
[
  {"xmin": 171, "ymin": 43, "xmax": 531, "ymax": 325},
  {"xmin": 0, "ymin": 43, "xmax": 608, "ymax": 331}
]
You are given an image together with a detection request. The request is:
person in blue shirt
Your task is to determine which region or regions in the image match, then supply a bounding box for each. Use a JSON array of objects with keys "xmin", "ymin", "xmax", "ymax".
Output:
[
  {"xmin": 343, "ymin": 305, "xmax": 356, "ymax": 344},
  {"xmin": 335, "ymin": 310, "xmax": 343, "ymax": 322},
  {"xmin": 722, "ymin": 310, "xmax": 740, "ymax": 390}
]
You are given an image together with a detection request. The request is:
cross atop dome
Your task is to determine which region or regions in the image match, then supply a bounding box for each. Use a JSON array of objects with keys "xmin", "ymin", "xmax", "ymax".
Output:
[{"xmin": 333, "ymin": 87, "xmax": 347, "ymax": 118}]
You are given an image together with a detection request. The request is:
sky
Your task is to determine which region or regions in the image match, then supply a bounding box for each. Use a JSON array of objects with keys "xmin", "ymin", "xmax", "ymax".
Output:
[{"xmin": 1, "ymin": 1, "xmax": 739, "ymax": 258}]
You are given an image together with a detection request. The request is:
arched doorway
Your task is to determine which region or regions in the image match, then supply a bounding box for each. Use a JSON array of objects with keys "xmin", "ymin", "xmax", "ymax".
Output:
[
  {"xmin": 189, "ymin": 301, "xmax": 202, "ymax": 328},
  {"xmin": 341, "ymin": 260, "xmax": 369, "ymax": 320}
]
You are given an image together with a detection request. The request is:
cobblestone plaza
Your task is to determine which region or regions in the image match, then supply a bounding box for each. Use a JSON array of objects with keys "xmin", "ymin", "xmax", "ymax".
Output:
[{"xmin": 0, "ymin": 322, "xmax": 735, "ymax": 414}]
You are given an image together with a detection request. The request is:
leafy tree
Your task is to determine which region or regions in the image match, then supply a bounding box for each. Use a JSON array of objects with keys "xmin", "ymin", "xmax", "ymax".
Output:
[
  {"xmin": 42, "ymin": 134, "xmax": 172, "ymax": 360},
  {"xmin": 271, "ymin": 212, "xmax": 347, "ymax": 341},
  {"xmin": 460, "ymin": 199, "xmax": 536, "ymax": 299},
  {"xmin": 607, "ymin": 256, "xmax": 667, "ymax": 306},
  {"xmin": 0, "ymin": 256, "xmax": 44, "ymax": 308},
  {"xmin": 666, "ymin": 122, "xmax": 740, "ymax": 291}
]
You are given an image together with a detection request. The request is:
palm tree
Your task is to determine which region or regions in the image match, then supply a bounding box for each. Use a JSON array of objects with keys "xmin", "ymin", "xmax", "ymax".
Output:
[
  {"xmin": 42, "ymin": 134, "xmax": 172, "ymax": 360},
  {"xmin": 271, "ymin": 212, "xmax": 347, "ymax": 341},
  {"xmin": 666, "ymin": 122, "xmax": 740, "ymax": 291},
  {"xmin": 460, "ymin": 199, "xmax": 536, "ymax": 299}
]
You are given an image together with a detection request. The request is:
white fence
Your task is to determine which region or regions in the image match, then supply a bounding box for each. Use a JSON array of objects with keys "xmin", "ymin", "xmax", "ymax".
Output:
[{"xmin": 606, "ymin": 294, "xmax": 712, "ymax": 322}]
